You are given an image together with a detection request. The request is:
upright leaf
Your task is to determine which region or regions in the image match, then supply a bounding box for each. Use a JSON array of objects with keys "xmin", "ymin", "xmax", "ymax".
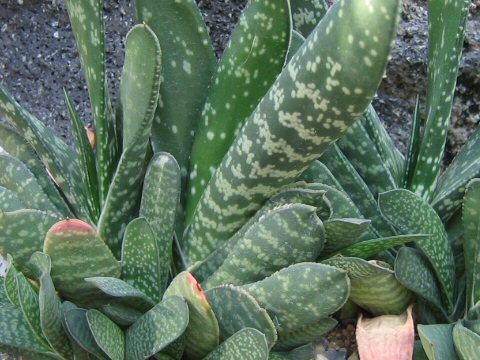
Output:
[
  {"xmin": 403, "ymin": 96, "xmax": 422, "ymax": 189},
  {"xmin": 86, "ymin": 309, "xmax": 125, "ymax": 360},
  {"xmin": 410, "ymin": 0, "xmax": 469, "ymax": 199},
  {"xmin": 184, "ymin": 0, "xmax": 402, "ymax": 262},
  {"xmin": 97, "ymin": 24, "xmax": 162, "ymax": 257},
  {"xmin": 203, "ymin": 328, "xmax": 269, "ymax": 360},
  {"xmin": 453, "ymin": 321, "xmax": 480, "ymax": 360},
  {"xmin": 379, "ymin": 189, "xmax": 455, "ymax": 310},
  {"xmin": 186, "ymin": 0, "xmax": 291, "ymax": 221},
  {"xmin": 65, "ymin": 0, "xmax": 117, "ymax": 204}
]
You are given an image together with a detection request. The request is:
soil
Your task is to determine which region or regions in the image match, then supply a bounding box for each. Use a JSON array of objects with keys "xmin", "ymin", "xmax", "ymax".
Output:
[{"xmin": 0, "ymin": 1, "xmax": 479, "ymax": 359}]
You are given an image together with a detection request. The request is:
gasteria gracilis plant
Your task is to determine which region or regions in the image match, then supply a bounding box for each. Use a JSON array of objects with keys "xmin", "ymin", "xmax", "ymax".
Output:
[{"xmin": 1, "ymin": 0, "xmax": 474, "ymax": 358}]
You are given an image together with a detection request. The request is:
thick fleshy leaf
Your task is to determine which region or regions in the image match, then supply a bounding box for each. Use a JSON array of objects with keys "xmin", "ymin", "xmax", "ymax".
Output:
[
  {"xmin": 0, "ymin": 124, "xmax": 72, "ymax": 217},
  {"xmin": 453, "ymin": 321, "xmax": 480, "ymax": 360},
  {"xmin": 139, "ymin": 152, "xmax": 180, "ymax": 294},
  {"xmin": 410, "ymin": 0, "xmax": 469, "ymax": 200},
  {"xmin": 274, "ymin": 317, "xmax": 337, "ymax": 352},
  {"xmin": 205, "ymin": 285, "xmax": 277, "ymax": 348},
  {"xmin": 87, "ymin": 309, "xmax": 125, "ymax": 360},
  {"xmin": 0, "ymin": 85, "xmax": 90, "ymax": 220},
  {"xmin": 357, "ymin": 306, "xmax": 415, "ymax": 360},
  {"xmin": 290, "ymin": 0, "xmax": 328, "ymax": 37},
  {"xmin": 28, "ymin": 252, "xmax": 73, "ymax": 360},
  {"xmin": 433, "ymin": 128, "xmax": 480, "ymax": 221},
  {"xmin": 135, "ymin": 0, "xmax": 216, "ymax": 186},
  {"xmin": 270, "ymin": 344, "xmax": 317, "ymax": 360},
  {"xmin": 64, "ymin": 0, "xmax": 117, "ymax": 204},
  {"xmin": 361, "ymin": 105, "xmax": 404, "ymax": 185},
  {"xmin": 125, "ymin": 296, "xmax": 189, "ymax": 360},
  {"xmin": 321, "ymin": 144, "xmax": 394, "ymax": 237},
  {"xmin": 394, "ymin": 247, "xmax": 445, "ymax": 312},
  {"xmin": 163, "ymin": 272, "xmax": 219, "ymax": 359},
  {"xmin": 121, "ymin": 218, "xmax": 164, "ymax": 303},
  {"xmin": 330, "ymin": 234, "xmax": 428, "ymax": 259},
  {"xmin": 64, "ymin": 90, "xmax": 100, "ymax": 220},
  {"xmin": 300, "ymin": 160, "xmax": 344, "ymax": 189},
  {"xmin": 99, "ymin": 301, "xmax": 142, "ymax": 327},
  {"xmin": 0, "ymin": 209, "xmax": 60, "ymax": 272},
  {"xmin": 242, "ymin": 263, "xmax": 350, "ymax": 333},
  {"xmin": 323, "ymin": 257, "xmax": 412, "ymax": 315},
  {"xmin": 191, "ymin": 184, "xmax": 326, "ymax": 282},
  {"xmin": 379, "ymin": 189, "xmax": 455, "ymax": 310},
  {"xmin": 44, "ymin": 219, "xmax": 121, "ymax": 301},
  {"xmin": 0, "ymin": 301, "xmax": 58, "ymax": 359},
  {"xmin": 0, "ymin": 186, "xmax": 25, "ymax": 211},
  {"xmin": 205, "ymin": 204, "xmax": 325, "ymax": 288},
  {"xmin": 286, "ymin": 30, "xmax": 306, "ymax": 63},
  {"xmin": 403, "ymin": 96, "xmax": 422, "ymax": 189},
  {"xmin": 86, "ymin": 277, "xmax": 154, "ymax": 313},
  {"xmin": 97, "ymin": 24, "xmax": 162, "ymax": 257},
  {"xmin": 322, "ymin": 218, "xmax": 370, "ymax": 254},
  {"xmin": 462, "ymin": 179, "xmax": 480, "ymax": 313},
  {"xmin": 62, "ymin": 305, "xmax": 108, "ymax": 360},
  {"xmin": 0, "ymin": 154, "xmax": 60, "ymax": 213},
  {"xmin": 203, "ymin": 328, "xmax": 269, "ymax": 360},
  {"xmin": 186, "ymin": 0, "xmax": 291, "ymax": 220},
  {"xmin": 184, "ymin": 0, "xmax": 402, "ymax": 263},
  {"xmin": 418, "ymin": 323, "xmax": 458, "ymax": 360}
]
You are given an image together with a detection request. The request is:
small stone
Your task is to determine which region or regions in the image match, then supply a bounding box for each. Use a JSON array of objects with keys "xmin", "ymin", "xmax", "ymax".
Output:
[{"xmin": 53, "ymin": 31, "xmax": 59, "ymax": 38}]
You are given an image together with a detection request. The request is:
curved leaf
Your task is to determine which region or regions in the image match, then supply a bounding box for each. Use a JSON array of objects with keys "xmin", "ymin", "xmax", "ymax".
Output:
[
  {"xmin": 203, "ymin": 328, "xmax": 269, "ymax": 360},
  {"xmin": 87, "ymin": 309, "xmax": 125, "ymax": 360}
]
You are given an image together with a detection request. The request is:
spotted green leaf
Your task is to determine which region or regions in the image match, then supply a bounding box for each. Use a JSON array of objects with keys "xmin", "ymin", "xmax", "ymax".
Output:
[
  {"xmin": 410, "ymin": 0, "xmax": 469, "ymax": 200},
  {"xmin": 290, "ymin": 0, "xmax": 328, "ymax": 37},
  {"xmin": 139, "ymin": 152, "xmax": 181, "ymax": 294},
  {"xmin": 28, "ymin": 252, "xmax": 73, "ymax": 360},
  {"xmin": 323, "ymin": 257, "xmax": 412, "ymax": 315},
  {"xmin": 330, "ymin": 234, "xmax": 428, "ymax": 259},
  {"xmin": 462, "ymin": 179, "xmax": 480, "ymax": 314},
  {"xmin": 203, "ymin": 328, "xmax": 269, "ymax": 360},
  {"xmin": 99, "ymin": 301, "xmax": 142, "ymax": 327},
  {"xmin": 322, "ymin": 218, "xmax": 370, "ymax": 254},
  {"xmin": 184, "ymin": 0, "xmax": 401, "ymax": 263},
  {"xmin": 379, "ymin": 189, "xmax": 455, "ymax": 310},
  {"xmin": 0, "ymin": 154, "xmax": 59, "ymax": 213},
  {"xmin": 205, "ymin": 204, "xmax": 325, "ymax": 288},
  {"xmin": 361, "ymin": 105, "xmax": 404, "ymax": 185},
  {"xmin": 62, "ymin": 304, "xmax": 108, "ymax": 360},
  {"xmin": 273, "ymin": 317, "xmax": 337, "ymax": 352},
  {"xmin": 321, "ymin": 144, "xmax": 394, "ymax": 237},
  {"xmin": 300, "ymin": 160, "xmax": 344, "ymax": 190},
  {"xmin": 64, "ymin": 0, "xmax": 117, "ymax": 204},
  {"xmin": 269, "ymin": 344, "xmax": 316, "ymax": 360},
  {"xmin": 403, "ymin": 96, "xmax": 422, "ymax": 189},
  {"xmin": 85, "ymin": 277, "xmax": 154, "ymax": 313},
  {"xmin": 163, "ymin": 272, "xmax": 219, "ymax": 359},
  {"xmin": 86, "ymin": 309, "xmax": 125, "ymax": 360},
  {"xmin": 125, "ymin": 296, "xmax": 189, "ymax": 360},
  {"xmin": 0, "ymin": 124, "xmax": 72, "ymax": 217},
  {"xmin": 205, "ymin": 285, "xmax": 277, "ymax": 348},
  {"xmin": 0, "ymin": 85, "xmax": 90, "ymax": 221},
  {"xmin": 0, "ymin": 209, "xmax": 60, "ymax": 272},
  {"xmin": 242, "ymin": 263, "xmax": 350, "ymax": 334},
  {"xmin": 418, "ymin": 323, "xmax": 458, "ymax": 360},
  {"xmin": 394, "ymin": 246, "xmax": 445, "ymax": 312},
  {"xmin": 121, "ymin": 218, "xmax": 164, "ymax": 303},
  {"xmin": 64, "ymin": 90, "xmax": 100, "ymax": 221},
  {"xmin": 0, "ymin": 301, "xmax": 59, "ymax": 360},
  {"xmin": 337, "ymin": 119, "xmax": 397, "ymax": 197},
  {"xmin": 453, "ymin": 321, "xmax": 480, "ymax": 360},
  {"xmin": 433, "ymin": 128, "xmax": 480, "ymax": 222},
  {"xmin": 4, "ymin": 255, "xmax": 21, "ymax": 307},
  {"xmin": 97, "ymin": 24, "xmax": 162, "ymax": 257},
  {"xmin": 186, "ymin": 0, "xmax": 291, "ymax": 221},
  {"xmin": 43, "ymin": 219, "xmax": 121, "ymax": 302},
  {"xmin": 135, "ymin": 0, "xmax": 216, "ymax": 189},
  {"xmin": 0, "ymin": 186, "xmax": 25, "ymax": 211}
]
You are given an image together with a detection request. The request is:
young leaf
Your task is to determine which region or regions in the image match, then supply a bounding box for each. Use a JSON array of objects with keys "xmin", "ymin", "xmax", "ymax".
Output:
[
  {"xmin": 97, "ymin": 24, "xmax": 162, "ymax": 257},
  {"xmin": 125, "ymin": 296, "xmax": 189, "ymax": 360},
  {"xmin": 409, "ymin": 0, "xmax": 470, "ymax": 200},
  {"xmin": 186, "ymin": 0, "xmax": 291, "ymax": 221},
  {"xmin": 379, "ymin": 189, "xmax": 455, "ymax": 310},
  {"xmin": 418, "ymin": 323, "xmax": 458, "ymax": 360},
  {"xmin": 86, "ymin": 309, "xmax": 125, "ymax": 360},
  {"xmin": 184, "ymin": 0, "xmax": 402, "ymax": 262},
  {"xmin": 205, "ymin": 285, "xmax": 277, "ymax": 349},
  {"xmin": 64, "ymin": 0, "xmax": 118, "ymax": 204},
  {"xmin": 205, "ymin": 204, "xmax": 325, "ymax": 288},
  {"xmin": 203, "ymin": 328, "xmax": 269, "ymax": 360}
]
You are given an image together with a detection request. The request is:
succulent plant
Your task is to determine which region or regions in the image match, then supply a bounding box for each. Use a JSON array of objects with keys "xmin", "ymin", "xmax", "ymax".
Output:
[{"xmin": 0, "ymin": 0, "xmax": 433, "ymax": 358}]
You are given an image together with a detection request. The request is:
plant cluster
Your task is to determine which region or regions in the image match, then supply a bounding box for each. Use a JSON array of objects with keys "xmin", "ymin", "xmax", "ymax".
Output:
[{"xmin": 0, "ymin": 0, "xmax": 478, "ymax": 359}]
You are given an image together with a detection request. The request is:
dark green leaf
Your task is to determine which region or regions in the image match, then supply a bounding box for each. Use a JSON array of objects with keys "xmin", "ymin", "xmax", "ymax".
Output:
[
  {"xmin": 0, "ymin": 186, "xmax": 25, "ymax": 212},
  {"xmin": 87, "ymin": 309, "xmax": 125, "ymax": 360},
  {"xmin": 203, "ymin": 328, "xmax": 269, "ymax": 360},
  {"xmin": 290, "ymin": 0, "xmax": 328, "ymax": 37},
  {"xmin": 418, "ymin": 323, "xmax": 458, "ymax": 360}
]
